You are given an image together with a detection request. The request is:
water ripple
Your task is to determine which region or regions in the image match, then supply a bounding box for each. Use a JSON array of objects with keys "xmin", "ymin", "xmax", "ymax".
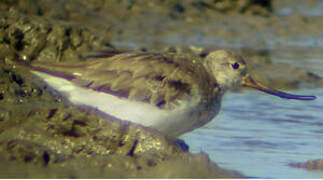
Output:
[{"xmin": 182, "ymin": 88, "xmax": 323, "ymax": 178}]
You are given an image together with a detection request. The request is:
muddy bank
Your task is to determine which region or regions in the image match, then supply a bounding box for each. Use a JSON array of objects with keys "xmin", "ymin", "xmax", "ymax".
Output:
[
  {"xmin": 1, "ymin": 0, "xmax": 322, "ymax": 89},
  {"xmin": 0, "ymin": 6, "xmax": 243, "ymax": 179},
  {"xmin": 2, "ymin": 0, "xmax": 322, "ymax": 50},
  {"xmin": 289, "ymin": 159, "xmax": 323, "ymax": 171}
]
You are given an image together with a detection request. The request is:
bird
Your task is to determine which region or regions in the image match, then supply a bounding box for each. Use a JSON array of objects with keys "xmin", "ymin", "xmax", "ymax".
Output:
[{"xmin": 30, "ymin": 49, "xmax": 316, "ymax": 137}]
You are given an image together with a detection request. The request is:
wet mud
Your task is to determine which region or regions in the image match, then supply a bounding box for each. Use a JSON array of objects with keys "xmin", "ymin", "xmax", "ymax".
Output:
[{"xmin": 289, "ymin": 159, "xmax": 323, "ymax": 171}]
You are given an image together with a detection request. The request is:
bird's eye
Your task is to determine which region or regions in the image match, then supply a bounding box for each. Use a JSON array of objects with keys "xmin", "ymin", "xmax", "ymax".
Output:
[{"xmin": 231, "ymin": 62, "xmax": 240, "ymax": 70}]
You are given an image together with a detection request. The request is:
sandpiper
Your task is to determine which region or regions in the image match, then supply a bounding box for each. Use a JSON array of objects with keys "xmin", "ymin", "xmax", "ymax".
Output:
[{"xmin": 30, "ymin": 50, "xmax": 316, "ymax": 136}]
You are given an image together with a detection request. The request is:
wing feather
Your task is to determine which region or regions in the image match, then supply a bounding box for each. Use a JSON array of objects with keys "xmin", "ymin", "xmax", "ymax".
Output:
[{"xmin": 32, "ymin": 51, "xmax": 215, "ymax": 109}]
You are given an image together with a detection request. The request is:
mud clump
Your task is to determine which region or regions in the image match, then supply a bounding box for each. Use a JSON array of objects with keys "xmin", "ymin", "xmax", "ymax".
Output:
[
  {"xmin": 0, "ymin": 3, "xmax": 241, "ymax": 179},
  {"xmin": 0, "ymin": 57, "xmax": 241, "ymax": 178},
  {"xmin": 0, "ymin": 0, "xmax": 273, "ymax": 19},
  {"xmin": 0, "ymin": 8, "xmax": 113, "ymax": 64},
  {"xmin": 289, "ymin": 159, "xmax": 323, "ymax": 171}
]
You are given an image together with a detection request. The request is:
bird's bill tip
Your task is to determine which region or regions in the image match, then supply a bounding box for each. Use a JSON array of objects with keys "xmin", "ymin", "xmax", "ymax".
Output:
[{"xmin": 242, "ymin": 75, "xmax": 316, "ymax": 101}]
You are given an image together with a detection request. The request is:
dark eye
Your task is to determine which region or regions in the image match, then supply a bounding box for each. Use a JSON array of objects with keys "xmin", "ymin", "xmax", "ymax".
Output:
[{"xmin": 231, "ymin": 62, "xmax": 240, "ymax": 70}]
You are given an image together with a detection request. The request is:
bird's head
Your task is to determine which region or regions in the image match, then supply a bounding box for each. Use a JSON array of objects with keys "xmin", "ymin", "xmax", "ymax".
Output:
[{"xmin": 203, "ymin": 50, "xmax": 316, "ymax": 100}]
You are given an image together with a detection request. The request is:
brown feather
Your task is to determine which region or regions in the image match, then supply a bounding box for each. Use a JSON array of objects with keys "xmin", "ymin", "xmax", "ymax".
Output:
[{"xmin": 31, "ymin": 51, "xmax": 218, "ymax": 109}]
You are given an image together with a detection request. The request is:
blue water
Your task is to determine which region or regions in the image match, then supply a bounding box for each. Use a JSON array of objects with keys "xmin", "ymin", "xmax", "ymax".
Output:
[
  {"xmin": 108, "ymin": 0, "xmax": 323, "ymax": 177},
  {"xmin": 181, "ymin": 89, "xmax": 323, "ymax": 178},
  {"xmin": 180, "ymin": 47, "xmax": 323, "ymax": 178}
]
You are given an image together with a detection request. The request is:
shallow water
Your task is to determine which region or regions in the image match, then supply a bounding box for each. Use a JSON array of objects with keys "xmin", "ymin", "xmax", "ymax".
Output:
[
  {"xmin": 180, "ymin": 47, "xmax": 323, "ymax": 178},
  {"xmin": 101, "ymin": 1, "xmax": 323, "ymax": 177},
  {"xmin": 112, "ymin": 21, "xmax": 323, "ymax": 178},
  {"xmin": 181, "ymin": 88, "xmax": 323, "ymax": 178},
  {"xmin": 180, "ymin": 48, "xmax": 323, "ymax": 178}
]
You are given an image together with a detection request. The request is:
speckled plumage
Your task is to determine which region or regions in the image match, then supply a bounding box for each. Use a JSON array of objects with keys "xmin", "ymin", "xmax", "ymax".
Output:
[
  {"xmin": 32, "ymin": 51, "xmax": 220, "ymax": 110},
  {"xmin": 30, "ymin": 50, "xmax": 316, "ymax": 136},
  {"xmin": 31, "ymin": 51, "xmax": 226, "ymax": 136}
]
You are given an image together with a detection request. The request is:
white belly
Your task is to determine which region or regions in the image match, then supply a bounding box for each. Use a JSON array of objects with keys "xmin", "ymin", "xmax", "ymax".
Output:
[{"xmin": 31, "ymin": 71, "xmax": 212, "ymax": 136}]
